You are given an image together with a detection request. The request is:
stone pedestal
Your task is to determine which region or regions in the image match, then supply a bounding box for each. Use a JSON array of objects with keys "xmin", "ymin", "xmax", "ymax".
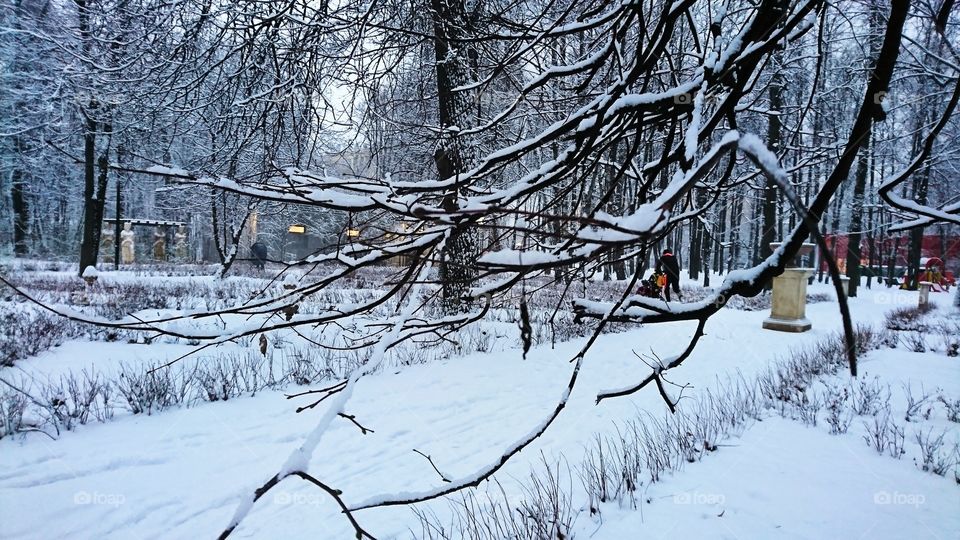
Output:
[
  {"xmin": 918, "ymin": 281, "xmax": 932, "ymax": 308},
  {"xmin": 838, "ymin": 276, "xmax": 850, "ymax": 298},
  {"xmin": 763, "ymin": 268, "xmax": 814, "ymax": 333}
]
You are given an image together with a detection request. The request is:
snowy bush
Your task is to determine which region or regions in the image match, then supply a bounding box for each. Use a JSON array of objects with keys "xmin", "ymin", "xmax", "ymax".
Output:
[
  {"xmin": 850, "ymin": 376, "xmax": 891, "ymax": 417},
  {"xmin": 887, "ymin": 420, "xmax": 907, "ymax": 459},
  {"xmin": 0, "ymin": 383, "xmax": 29, "ymax": 438},
  {"xmin": 115, "ymin": 364, "xmax": 192, "ymax": 415},
  {"xmin": 884, "ymin": 305, "xmax": 934, "ymax": 332},
  {"xmin": 578, "ymin": 374, "xmax": 759, "ymax": 511},
  {"xmin": 756, "ymin": 342, "xmax": 843, "ymax": 412},
  {"xmin": 37, "ymin": 372, "xmax": 113, "ymax": 432},
  {"xmin": 901, "ymin": 331, "xmax": 928, "ymax": 353},
  {"xmin": 902, "ymin": 383, "xmax": 934, "ymax": 423},
  {"xmin": 938, "ymin": 394, "xmax": 960, "ymax": 423},
  {"xmin": 793, "ymin": 390, "xmax": 823, "ymax": 427},
  {"xmin": 195, "ymin": 358, "xmax": 243, "ymax": 402},
  {"xmin": 913, "ymin": 428, "xmax": 958, "ymax": 476},
  {"xmin": 852, "ymin": 324, "xmax": 881, "ymax": 355},
  {"xmin": 414, "ymin": 459, "xmax": 577, "ymax": 540},
  {"xmin": 862, "ymin": 414, "xmax": 890, "ymax": 454},
  {"xmin": 823, "ymin": 384, "xmax": 853, "ymax": 435},
  {"xmin": 0, "ymin": 309, "xmax": 84, "ymax": 367},
  {"xmin": 933, "ymin": 320, "xmax": 960, "ymax": 357},
  {"xmin": 0, "ymin": 341, "xmax": 381, "ymax": 438}
]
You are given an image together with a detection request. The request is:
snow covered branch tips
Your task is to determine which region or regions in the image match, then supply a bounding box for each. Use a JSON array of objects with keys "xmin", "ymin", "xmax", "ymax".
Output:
[{"xmin": 1, "ymin": 0, "xmax": 959, "ymax": 537}]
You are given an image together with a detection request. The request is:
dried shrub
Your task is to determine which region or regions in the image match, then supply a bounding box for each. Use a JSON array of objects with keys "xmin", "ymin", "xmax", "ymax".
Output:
[
  {"xmin": 938, "ymin": 393, "xmax": 960, "ymax": 423},
  {"xmin": 884, "ymin": 305, "xmax": 933, "ymax": 332},
  {"xmin": 0, "ymin": 382, "xmax": 30, "ymax": 438},
  {"xmin": 823, "ymin": 384, "xmax": 853, "ymax": 435},
  {"xmin": 933, "ymin": 320, "xmax": 960, "ymax": 357},
  {"xmin": 902, "ymin": 383, "xmax": 934, "ymax": 423},
  {"xmin": 913, "ymin": 428, "xmax": 958, "ymax": 476},
  {"xmin": 850, "ymin": 376, "xmax": 890, "ymax": 417},
  {"xmin": 414, "ymin": 460, "xmax": 577, "ymax": 540}
]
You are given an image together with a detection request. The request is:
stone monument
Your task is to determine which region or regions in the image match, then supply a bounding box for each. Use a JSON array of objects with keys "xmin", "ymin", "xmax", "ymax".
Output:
[
  {"xmin": 100, "ymin": 226, "xmax": 115, "ymax": 264},
  {"xmin": 153, "ymin": 228, "xmax": 166, "ymax": 261},
  {"xmin": 120, "ymin": 222, "xmax": 136, "ymax": 264},
  {"xmin": 762, "ymin": 243, "xmax": 816, "ymax": 333},
  {"xmin": 174, "ymin": 225, "xmax": 188, "ymax": 261}
]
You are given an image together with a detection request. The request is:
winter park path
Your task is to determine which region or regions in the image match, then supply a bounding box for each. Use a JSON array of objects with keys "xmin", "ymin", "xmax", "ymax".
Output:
[{"xmin": 0, "ymin": 284, "xmax": 957, "ymax": 539}]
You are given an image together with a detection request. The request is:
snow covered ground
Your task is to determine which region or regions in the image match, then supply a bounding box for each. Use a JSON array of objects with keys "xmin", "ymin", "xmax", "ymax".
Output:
[
  {"xmin": 1, "ymin": 276, "xmax": 957, "ymax": 539},
  {"xmin": 588, "ymin": 415, "xmax": 958, "ymax": 540}
]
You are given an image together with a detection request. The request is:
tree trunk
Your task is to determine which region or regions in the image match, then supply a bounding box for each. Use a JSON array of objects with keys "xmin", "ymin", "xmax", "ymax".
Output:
[
  {"xmin": 730, "ymin": 188, "xmax": 743, "ymax": 269},
  {"xmin": 75, "ymin": 0, "xmax": 110, "ymax": 275},
  {"xmin": 702, "ymin": 212, "xmax": 712, "ymax": 287},
  {"xmin": 715, "ymin": 196, "xmax": 728, "ymax": 275},
  {"xmin": 114, "ymin": 144, "xmax": 124, "ymax": 269},
  {"xmin": 78, "ymin": 112, "xmax": 100, "ymax": 274},
  {"xmin": 9, "ymin": 0, "xmax": 30, "ymax": 257},
  {"xmin": 688, "ymin": 217, "xmax": 702, "ymax": 281},
  {"xmin": 432, "ymin": 0, "xmax": 480, "ymax": 312},
  {"xmin": 845, "ymin": 152, "xmax": 869, "ymax": 297},
  {"xmin": 10, "ymin": 139, "xmax": 29, "ymax": 256},
  {"xmin": 886, "ymin": 235, "xmax": 899, "ymax": 284},
  {"xmin": 759, "ymin": 57, "xmax": 782, "ymax": 285},
  {"xmin": 906, "ymin": 166, "xmax": 929, "ymax": 290},
  {"xmin": 845, "ymin": 2, "xmax": 883, "ymax": 297}
]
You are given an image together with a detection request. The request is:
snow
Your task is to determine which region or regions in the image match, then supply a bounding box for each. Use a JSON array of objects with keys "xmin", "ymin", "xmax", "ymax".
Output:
[
  {"xmin": 608, "ymin": 79, "xmax": 703, "ymax": 115},
  {"xmin": 144, "ymin": 165, "xmax": 190, "ymax": 178},
  {"xmin": 684, "ymin": 83, "xmax": 707, "ymax": 163},
  {"xmin": 739, "ymin": 132, "xmax": 787, "ymax": 181},
  {"xmin": 592, "ymin": 416, "xmax": 959, "ymax": 539},
  {"xmin": 1, "ymin": 281, "xmax": 957, "ymax": 539},
  {"xmin": 228, "ymin": 254, "xmax": 439, "ymax": 529},
  {"xmin": 477, "ymin": 249, "xmax": 562, "ymax": 267}
]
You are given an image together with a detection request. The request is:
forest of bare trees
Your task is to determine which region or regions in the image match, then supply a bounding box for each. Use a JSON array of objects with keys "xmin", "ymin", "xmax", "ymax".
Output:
[
  {"xmin": 2, "ymin": 0, "xmax": 959, "ymax": 535},
  {"xmin": 2, "ymin": 0, "xmax": 957, "ymax": 288}
]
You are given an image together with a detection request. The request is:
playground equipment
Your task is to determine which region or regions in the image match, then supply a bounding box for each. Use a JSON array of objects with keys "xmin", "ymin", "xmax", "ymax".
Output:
[{"xmin": 901, "ymin": 257, "xmax": 954, "ymax": 292}]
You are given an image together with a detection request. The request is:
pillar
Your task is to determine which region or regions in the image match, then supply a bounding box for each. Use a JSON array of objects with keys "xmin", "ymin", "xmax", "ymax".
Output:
[{"xmin": 763, "ymin": 268, "xmax": 814, "ymax": 332}]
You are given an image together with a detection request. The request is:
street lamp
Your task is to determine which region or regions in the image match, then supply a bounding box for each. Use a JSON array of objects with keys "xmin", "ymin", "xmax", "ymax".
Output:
[{"xmin": 286, "ymin": 224, "xmax": 307, "ymax": 261}]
